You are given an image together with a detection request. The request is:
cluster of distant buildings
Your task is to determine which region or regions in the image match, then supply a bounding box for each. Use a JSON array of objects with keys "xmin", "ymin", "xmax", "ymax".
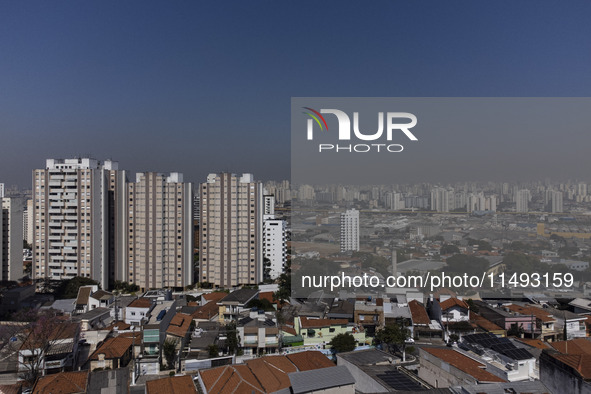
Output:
[{"xmin": 295, "ymin": 181, "xmax": 591, "ymax": 214}]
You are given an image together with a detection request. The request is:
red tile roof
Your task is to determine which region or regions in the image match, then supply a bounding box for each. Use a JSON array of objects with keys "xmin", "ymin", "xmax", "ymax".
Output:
[
  {"xmin": 409, "ymin": 300, "xmax": 430, "ymax": 325},
  {"xmin": 166, "ymin": 313, "xmax": 193, "ymax": 338},
  {"xmin": 551, "ymin": 353, "xmax": 591, "ymax": 379},
  {"xmin": 199, "ymin": 351, "xmax": 334, "ymax": 393},
  {"xmin": 128, "ymin": 298, "xmax": 152, "ymax": 309},
  {"xmin": 423, "ymin": 348, "xmax": 506, "ymax": 383},
  {"xmin": 192, "ymin": 301, "xmax": 219, "ymax": 320},
  {"xmin": 505, "ymin": 304, "xmax": 555, "ymax": 323},
  {"xmin": 299, "ymin": 317, "xmax": 348, "ymax": 329},
  {"xmin": 515, "ymin": 338, "xmax": 551, "ymax": 350},
  {"xmin": 550, "ymin": 338, "xmax": 591, "ymax": 355},
  {"xmin": 146, "ymin": 375, "xmax": 197, "ymax": 394},
  {"xmin": 32, "ymin": 371, "xmax": 88, "ymax": 394},
  {"xmin": 439, "ymin": 298, "xmax": 470, "ymax": 311},
  {"xmin": 470, "ymin": 313, "xmax": 503, "ymax": 332},
  {"xmin": 286, "ymin": 350, "xmax": 335, "ymax": 371},
  {"xmin": 202, "ymin": 292, "xmax": 228, "ymax": 304},
  {"xmin": 89, "ymin": 336, "xmax": 133, "ymax": 360}
]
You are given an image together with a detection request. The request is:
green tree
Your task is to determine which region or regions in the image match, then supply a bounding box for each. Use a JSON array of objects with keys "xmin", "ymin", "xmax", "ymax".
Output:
[
  {"xmin": 466, "ymin": 299, "xmax": 479, "ymax": 313},
  {"xmin": 328, "ymin": 333, "xmax": 356, "ymax": 353},
  {"xmin": 440, "ymin": 244, "xmax": 460, "ymax": 255},
  {"xmin": 55, "ymin": 276, "xmax": 100, "ymax": 299},
  {"xmin": 374, "ymin": 323, "xmax": 411, "ymax": 361},
  {"xmin": 226, "ymin": 322, "xmax": 239, "ymax": 354},
  {"xmin": 208, "ymin": 344, "xmax": 219, "ymax": 358},
  {"xmin": 162, "ymin": 338, "xmax": 178, "ymax": 369},
  {"xmin": 273, "ymin": 260, "xmax": 291, "ymax": 304}
]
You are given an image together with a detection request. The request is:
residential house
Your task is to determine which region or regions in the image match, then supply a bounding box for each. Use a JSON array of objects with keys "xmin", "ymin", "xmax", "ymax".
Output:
[
  {"xmin": 88, "ymin": 336, "xmax": 133, "ymax": 371},
  {"xmin": 165, "ymin": 312, "xmax": 193, "ymax": 356},
  {"xmin": 505, "ymin": 304, "xmax": 557, "ymax": 341},
  {"xmin": 419, "ymin": 347, "xmax": 506, "ymax": 388},
  {"xmin": 217, "ymin": 289, "xmax": 259, "ymax": 323},
  {"xmin": 409, "ymin": 300, "xmax": 442, "ymax": 339},
  {"xmin": 125, "ymin": 298, "xmax": 153, "ymax": 326},
  {"xmin": 354, "ymin": 298, "xmax": 384, "ymax": 336},
  {"xmin": 540, "ymin": 338, "xmax": 591, "ymax": 394},
  {"xmin": 337, "ymin": 348, "xmax": 429, "ymax": 392},
  {"xmin": 295, "ymin": 316, "xmax": 366, "ymax": 347},
  {"xmin": 237, "ymin": 311, "xmax": 279, "ymax": 356},
  {"xmin": 197, "ymin": 351, "xmax": 335, "ymax": 394},
  {"xmin": 19, "ymin": 322, "xmax": 80, "ymax": 377}
]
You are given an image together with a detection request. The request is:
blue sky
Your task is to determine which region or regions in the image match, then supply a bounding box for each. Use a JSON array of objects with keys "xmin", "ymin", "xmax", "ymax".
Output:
[{"xmin": 2, "ymin": 1, "xmax": 591, "ymax": 187}]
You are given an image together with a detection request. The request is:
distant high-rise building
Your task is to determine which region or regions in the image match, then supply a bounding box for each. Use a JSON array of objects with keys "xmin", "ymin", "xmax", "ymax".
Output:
[
  {"xmin": 33, "ymin": 158, "xmax": 121, "ymax": 285},
  {"xmin": 515, "ymin": 189, "xmax": 530, "ymax": 213},
  {"xmin": 1, "ymin": 197, "xmax": 23, "ymax": 281},
  {"xmin": 551, "ymin": 191, "xmax": 564, "ymax": 213},
  {"xmin": 200, "ymin": 173, "xmax": 263, "ymax": 287},
  {"xmin": 23, "ymin": 199, "xmax": 34, "ymax": 245},
  {"xmin": 125, "ymin": 172, "xmax": 193, "ymax": 291},
  {"xmin": 431, "ymin": 188, "xmax": 453, "ymax": 212},
  {"xmin": 0, "ymin": 183, "xmax": 4, "ymax": 198},
  {"xmin": 340, "ymin": 209, "xmax": 359, "ymax": 252}
]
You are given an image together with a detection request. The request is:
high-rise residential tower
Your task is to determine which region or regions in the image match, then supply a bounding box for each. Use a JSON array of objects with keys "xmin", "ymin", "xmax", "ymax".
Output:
[
  {"xmin": 199, "ymin": 173, "xmax": 263, "ymax": 287},
  {"xmin": 340, "ymin": 208, "xmax": 360, "ymax": 253},
  {"xmin": 125, "ymin": 172, "xmax": 193, "ymax": 291},
  {"xmin": 515, "ymin": 189, "xmax": 530, "ymax": 213},
  {"xmin": 1, "ymin": 197, "xmax": 23, "ymax": 281},
  {"xmin": 33, "ymin": 158, "xmax": 121, "ymax": 286}
]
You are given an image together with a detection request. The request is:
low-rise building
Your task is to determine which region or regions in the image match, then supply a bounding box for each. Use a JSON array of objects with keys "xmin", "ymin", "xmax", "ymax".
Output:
[
  {"xmin": 419, "ymin": 347, "xmax": 506, "ymax": 388},
  {"xmin": 124, "ymin": 298, "xmax": 153, "ymax": 326},
  {"xmin": 295, "ymin": 316, "xmax": 366, "ymax": 347},
  {"xmin": 88, "ymin": 336, "xmax": 133, "ymax": 371}
]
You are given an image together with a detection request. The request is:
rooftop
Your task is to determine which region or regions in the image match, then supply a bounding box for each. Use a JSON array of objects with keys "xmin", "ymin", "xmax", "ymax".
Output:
[
  {"xmin": 439, "ymin": 297, "xmax": 469, "ymax": 311},
  {"xmin": 90, "ymin": 336, "xmax": 133, "ymax": 360},
  {"xmin": 408, "ymin": 300, "xmax": 431, "ymax": 325},
  {"xmin": 219, "ymin": 288, "xmax": 259, "ymax": 305},
  {"xmin": 289, "ymin": 365, "xmax": 355, "ymax": 394},
  {"xmin": 146, "ymin": 375, "xmax": 197, "ymax": 394},
  {"xmin": 32, "ymin": 371, "xmax": 88, "ymax": 394},
  {"xmin": 166, "ymin": 313, "xmax": 193, "ymax": 338},
  {"xmin": 299, "ymin": 316, "xmax": 348, "ymax": 329},
  {"xmin": 422, "ymin": 347, "xmax": 505, "ymax": 383},
  {"xmin": 127, "ymin": 298, "xmax": 152, "ymax": 309}
]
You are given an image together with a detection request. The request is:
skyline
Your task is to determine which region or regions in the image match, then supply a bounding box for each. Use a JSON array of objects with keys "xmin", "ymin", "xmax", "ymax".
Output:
[{"xmin": 3, "ymin": 2, "xmax": 591, "ymax": 187}]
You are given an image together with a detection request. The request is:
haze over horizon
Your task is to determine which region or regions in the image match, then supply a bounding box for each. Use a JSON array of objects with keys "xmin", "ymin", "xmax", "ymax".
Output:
[{"xmin": 2, "ymin": 1, "xmax": 591, "ymax": 188}]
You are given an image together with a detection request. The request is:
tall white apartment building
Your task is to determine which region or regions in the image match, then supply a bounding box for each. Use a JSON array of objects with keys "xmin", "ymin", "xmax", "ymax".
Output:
[
  {"xmin": 262, "ymin": 194, "xmax": 286, "ymax": 279},
  {"xmin": 32, "ymin": 158, "xmax": 121, "ymax": 286},
  {"xmin": 0, "ymin": 183, "xmax": 4, "ymax": 198},
  {"xmin": 1, "ymin": 197, "xmax": 23, "ymax": 281},
  {"xmin": 515, "ymin": 189, "xmax": 530, "ymax": 213},
  {"xmin": 125, "ymin": 172, "xmax": 193, "ymax": 291},
  {"xmin": 263, "ymin": 219, "xmax": 287, "ymax": 279},
  {"xmin": 200, "ymin": 173, "xmax": 263, "ymax": 287},
  {"xmin": 340, "ymin": 209, "xmax": 359, "ymax": 253}
]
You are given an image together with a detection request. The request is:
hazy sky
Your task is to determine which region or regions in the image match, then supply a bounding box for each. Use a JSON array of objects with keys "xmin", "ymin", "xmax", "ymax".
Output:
[{"xmin": 2, "ymin": 1, "xmax": 591, "ymax": 188}]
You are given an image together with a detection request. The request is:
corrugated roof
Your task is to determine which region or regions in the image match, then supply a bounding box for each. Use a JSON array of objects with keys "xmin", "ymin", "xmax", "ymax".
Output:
[
  {"xmin": 289, "ymin": 366, "xmax": 354, "ymax": 394},
  {"xmin": 76, "ymin": 286, "xmax": 93, "ymax": 306}
]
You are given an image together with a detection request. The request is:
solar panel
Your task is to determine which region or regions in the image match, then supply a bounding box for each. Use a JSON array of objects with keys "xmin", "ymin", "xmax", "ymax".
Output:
[
  {"xmin": 503, "ymin": 348, "xmax": 534, "ymax": 360},
  {"xmin": 376, "ymin": 370, "xmax": 425, "ymax": 391}
]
